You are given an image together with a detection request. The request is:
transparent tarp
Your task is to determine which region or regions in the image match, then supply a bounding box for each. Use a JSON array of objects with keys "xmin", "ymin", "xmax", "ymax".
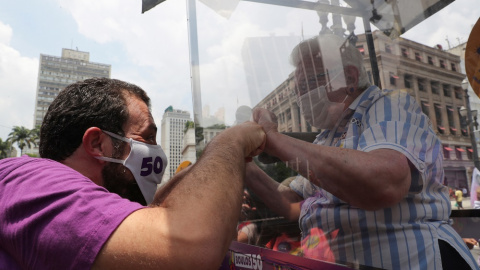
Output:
[{"xmin": 183, "ymin": 0, "xmax": 477, "ymax": 268}]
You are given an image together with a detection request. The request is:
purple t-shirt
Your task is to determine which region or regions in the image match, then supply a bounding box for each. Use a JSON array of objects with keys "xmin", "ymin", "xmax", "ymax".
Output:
[{"xmin": 0, "ymin": 156, "xmax": 144, "ymax": 269}]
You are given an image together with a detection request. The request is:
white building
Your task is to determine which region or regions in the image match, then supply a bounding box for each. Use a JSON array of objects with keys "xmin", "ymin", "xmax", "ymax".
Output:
[
  {"xmin": 160, "ymin": 106, "xmax": 192, "ymax": 181},
  {"xmin": 181, "ymin": 126, "xmax": 196, "ymax": 165}
]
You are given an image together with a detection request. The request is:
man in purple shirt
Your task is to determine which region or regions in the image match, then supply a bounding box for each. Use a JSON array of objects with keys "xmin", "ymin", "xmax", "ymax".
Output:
[{"xmin": 0, "ymin": 78, "xmax": 266, "ymax": 269}]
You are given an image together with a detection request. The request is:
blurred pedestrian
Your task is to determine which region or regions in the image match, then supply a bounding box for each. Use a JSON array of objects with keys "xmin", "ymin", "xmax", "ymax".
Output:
[{"xmin": 456, "ymin": 188, "xmax": 464, "ymax": 209}]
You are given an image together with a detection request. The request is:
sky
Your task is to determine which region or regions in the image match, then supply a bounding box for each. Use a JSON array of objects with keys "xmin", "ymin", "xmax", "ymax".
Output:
[{"xmin": 0, "ymin": 0, "xmax": 478, "ymax": 155}]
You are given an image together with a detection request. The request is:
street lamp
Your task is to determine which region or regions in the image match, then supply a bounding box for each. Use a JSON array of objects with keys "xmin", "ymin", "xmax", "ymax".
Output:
[{"xmin": 460, "ymin": 78, "xmax": 480, "ymax": 169}]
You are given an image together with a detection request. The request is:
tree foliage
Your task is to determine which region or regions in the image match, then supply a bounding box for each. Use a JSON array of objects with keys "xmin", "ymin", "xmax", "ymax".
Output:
[
  {"xmin": 7, "ymin": 126, "xmax": 37, "ymax": 156},
  {"xmin": 0, "ymin": 138, "xmax": 13, "ymax": 159},
  {"xmin": 184, "ymin": 120, "xmax": 195, "ymax": 134}
]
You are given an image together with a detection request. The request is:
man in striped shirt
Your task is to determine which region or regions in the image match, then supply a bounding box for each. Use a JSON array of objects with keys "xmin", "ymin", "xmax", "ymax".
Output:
[{"xmin": 246, "ymin": 34, "xmax": 478, "ymax": 269}]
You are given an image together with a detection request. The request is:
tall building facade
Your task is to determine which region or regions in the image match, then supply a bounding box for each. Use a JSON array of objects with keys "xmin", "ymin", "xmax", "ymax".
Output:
[
  {"xmin": 34, "ymin": 48, "xmax": 111, "ymax": 127},
  {"xmin": 160, "ymin": 106, "xmax": 192, "ymax": 181},
  {"xmin": 256, "ymin": 31, "xmax": 473, "ymax": 191}
]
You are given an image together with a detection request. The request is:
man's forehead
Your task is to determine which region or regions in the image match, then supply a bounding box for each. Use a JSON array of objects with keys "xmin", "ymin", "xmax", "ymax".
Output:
[
  {"xmin": 296, "ymin": 40, "xmax": 343, "ymax": 70},
  {"xmin": 295, "ymin": 55, "xmax": 326, "ymax": 76}
]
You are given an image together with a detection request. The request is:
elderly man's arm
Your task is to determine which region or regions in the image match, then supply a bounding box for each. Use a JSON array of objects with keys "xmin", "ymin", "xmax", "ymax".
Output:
[
  {"xmin": 252, "ymin": 108, "xmax": 411, "ymax": 211},
  {"xmin": 92, "ymin": 122, "xmax": 265, "ymax": 270}
]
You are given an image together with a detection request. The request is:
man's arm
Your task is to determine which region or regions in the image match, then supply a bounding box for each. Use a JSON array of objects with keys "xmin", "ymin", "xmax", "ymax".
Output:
[
  {"xmin": 92, "ymin": 122, "xmax": 265, "ymax": 270},
  {"xmin": 253, "ymin": 108, "xmax": 412, "ymax": 211}
]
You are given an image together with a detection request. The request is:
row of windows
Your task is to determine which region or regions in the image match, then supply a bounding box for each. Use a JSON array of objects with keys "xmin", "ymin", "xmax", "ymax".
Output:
[
  {"xmin": 355, "ymin": 44, "xmax": 457, "ymax": 72},
  {"xmin": 389, "ymin": 74, "xmax": 462, "ymax": 99},
  {"xmin": 420, "ymin": 102, "xmax": 469, "ymax": 137},
  {"xmin": 389, "ymin": 44, "xmax": 457, "ymax": 71},
  {"xmin": 37, "ymin": 96, "xmax": 55, "ymax": 102},
  {"xmin": 402, "ymin": 75, "xmax": 463, "ymax": 99},
  {"xmin": 43, "ymin": 56, "xmax": 109, "ymax": 69},
  {"xmin": 38, "ymin": 91, "xmax": 57, "ymax": 96},
  {"xmin": 36, "ymin": 100, "xmax": 51, "ymax": 106},
  {"xmin": 39, "ymin": 81, "xmax": 71, "ymax": 88},
  {"xmin": 266, "ymin": 87, "xmax": 295, "ymax": 110},
  {"xmin": 38, "ymin": 75, "xmax": 78, "ymax": 84},
  {"xmin": 41, "ymin": 70, "xmax": 87, "ymax": 80},
  {"xmin": 76, "ymin": 66, "xmax": 110, "ymax": 74},
  {"xmin": 443, "ymin": 145, "xmax": 472, "ymax": 160},
  {"xmin": 39, "ymin": 86, "xmax": 61, "ymax": 91},
  {"xmin": 44, "ymin": 61, "xmax": 110, "ymax": 73}
]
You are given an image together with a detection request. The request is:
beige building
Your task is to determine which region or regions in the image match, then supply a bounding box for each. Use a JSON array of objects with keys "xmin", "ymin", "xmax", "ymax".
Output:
[
  {"xmin": 34, "ymin": 48, "xmax": 111, "ymax": 128},
  {"xmin": 256, "ymin": 31, "xmax": 473, "ymax": 191}
]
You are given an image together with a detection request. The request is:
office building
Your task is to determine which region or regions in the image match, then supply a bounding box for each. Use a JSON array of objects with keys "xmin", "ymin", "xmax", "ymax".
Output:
[{"xmin": 34, "ymin": 48, "xmax": 111, "ymax": 128}]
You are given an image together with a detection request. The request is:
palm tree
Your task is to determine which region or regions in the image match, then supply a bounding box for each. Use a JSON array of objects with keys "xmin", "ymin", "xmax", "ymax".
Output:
[
  {"xmin": 7, "ymin": 126, "xmax": 37, "ymax": 156},
  {"xmin": 0, "ymin": 138, "xmax": 12, "ymax": 159}
]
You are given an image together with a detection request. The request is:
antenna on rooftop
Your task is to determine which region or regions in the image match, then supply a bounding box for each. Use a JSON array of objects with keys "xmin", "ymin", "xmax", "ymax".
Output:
[{"xmin": 445, "ymin": 36, "xmax": 451, "ymax": 49}]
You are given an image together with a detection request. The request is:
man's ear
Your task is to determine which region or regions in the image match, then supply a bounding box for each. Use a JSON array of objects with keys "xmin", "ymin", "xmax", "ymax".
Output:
[{"xmin": 82, "ymin": 127, "xmax": 109, "ymax": 160}]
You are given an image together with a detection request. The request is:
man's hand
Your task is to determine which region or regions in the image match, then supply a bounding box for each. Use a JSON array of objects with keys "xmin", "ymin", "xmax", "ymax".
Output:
[
  {"xmin": 463, "ymin": 238, "xmax": 478, "ymax": 250},
  {"xmin": 252, "ymin": 108, "xmax": 278, "ymax": 136},
  {"xmin": 230, "ymin": 121, "xmax": 266, "ymax": 161}
]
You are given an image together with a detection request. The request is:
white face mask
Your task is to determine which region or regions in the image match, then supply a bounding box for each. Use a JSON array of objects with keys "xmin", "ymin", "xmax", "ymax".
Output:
[
  {"xmin": 96, "ymin": 130, "xmax": 168, "ymax": 205},
  {"xmin": 296, "ymin": 86, "xmax": 347, "ymax": 130}
]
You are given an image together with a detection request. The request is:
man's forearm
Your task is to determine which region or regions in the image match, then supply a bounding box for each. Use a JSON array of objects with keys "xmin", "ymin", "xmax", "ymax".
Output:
[{"xmin": 150, "ymin": 124, "xmax": 264, "ymax": 265}]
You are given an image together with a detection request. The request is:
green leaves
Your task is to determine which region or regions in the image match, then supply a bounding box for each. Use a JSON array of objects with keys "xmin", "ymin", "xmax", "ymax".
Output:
[{"xmin": 7, "ymin": 126, "xmax": 38, "ymax": 156}]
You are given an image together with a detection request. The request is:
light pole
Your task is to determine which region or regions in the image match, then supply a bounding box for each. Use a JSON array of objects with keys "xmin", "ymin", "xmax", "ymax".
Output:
[{"xmin": 460, "ymin": 78, "xmax": 480, "ymax": 169}]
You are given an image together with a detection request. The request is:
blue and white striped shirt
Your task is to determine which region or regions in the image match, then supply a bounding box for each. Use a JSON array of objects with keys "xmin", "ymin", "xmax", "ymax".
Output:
[{"xmin": 290, "ymin": 85, "xmax": 478, "ymax": 269}]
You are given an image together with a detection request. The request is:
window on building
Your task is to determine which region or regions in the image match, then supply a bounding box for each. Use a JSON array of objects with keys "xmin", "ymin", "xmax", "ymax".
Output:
[
  {"xmin": 421, "ymin": 101, "xmax": 430, "ymax": 117},
  {"xmin": 440, "ymin": 59, "xmax": 446, "ymax": 68},
  {"xmin": 451, "ymin": 63, "xmax": 457, "ymax": 71},
  {"xmin": 415, "ymin": 52, "xmax": 422, "ymax": 61},
  {"xmin": 455, "ymin": 146, "xmax": 464, "ymax": 160},
  {"xmin": 390, "ymin": 72, "xmax": 398, "ymax": 86},
  {"xmin": 454, "ymin": 86, "xmax": 463, "ymax": 99},
  {"xmin": 401, "ymin": 48, "xmax": 408, "ymax": 57},
  {"xmin": 404, "ymin": 74, "xmax": 412, "ymax": 88},
  {"xmin": 418, "ymin": 78, "xmax": 425, "ymax": 92},
  {"xmin": 443, "ymin": 84, "xmax": 451, "ymax": 97},
  {"xmin": 467, "ymin": 147, "xmax": 473, "ymax": 160},
  {"xmin": 443, "ymin": 145, "xmax": 452, "ymax": 159},
  {"xmin": 431, "ymin": 81, "xmax": 439, "ymax": 95},
  {"xmin": 428, "ymin": 56, "xmax": 434, "ymax": 65},
  {"xmin": 447, "ymin": 105, "xmax": 455, "ymax": 134},
  {"xmin": 435, "ymin": 103, "xmax": 444, "ymax": 133},
  {"xmin": 385, "ymin": 44, "xmax": 392, "ymax": 53},
  {"xmin": 356, "ymin": 45, "xmax": 365, "ymax": 55}
]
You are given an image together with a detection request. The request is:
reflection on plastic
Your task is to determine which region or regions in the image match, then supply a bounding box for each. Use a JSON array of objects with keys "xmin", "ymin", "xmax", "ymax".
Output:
[
  {"xmin": 258, "ymin": 132, "xmax": 318, "ymax": 164},
  {"xmin": 198, "ymin": 0, "xmax": 240, "ymax": 19}
]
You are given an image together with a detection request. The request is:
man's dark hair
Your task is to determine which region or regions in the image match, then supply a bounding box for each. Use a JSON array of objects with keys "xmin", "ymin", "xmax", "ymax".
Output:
[{"xmin": 40, "ymin": 77, "xmax": 150, "ymax": 161}]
